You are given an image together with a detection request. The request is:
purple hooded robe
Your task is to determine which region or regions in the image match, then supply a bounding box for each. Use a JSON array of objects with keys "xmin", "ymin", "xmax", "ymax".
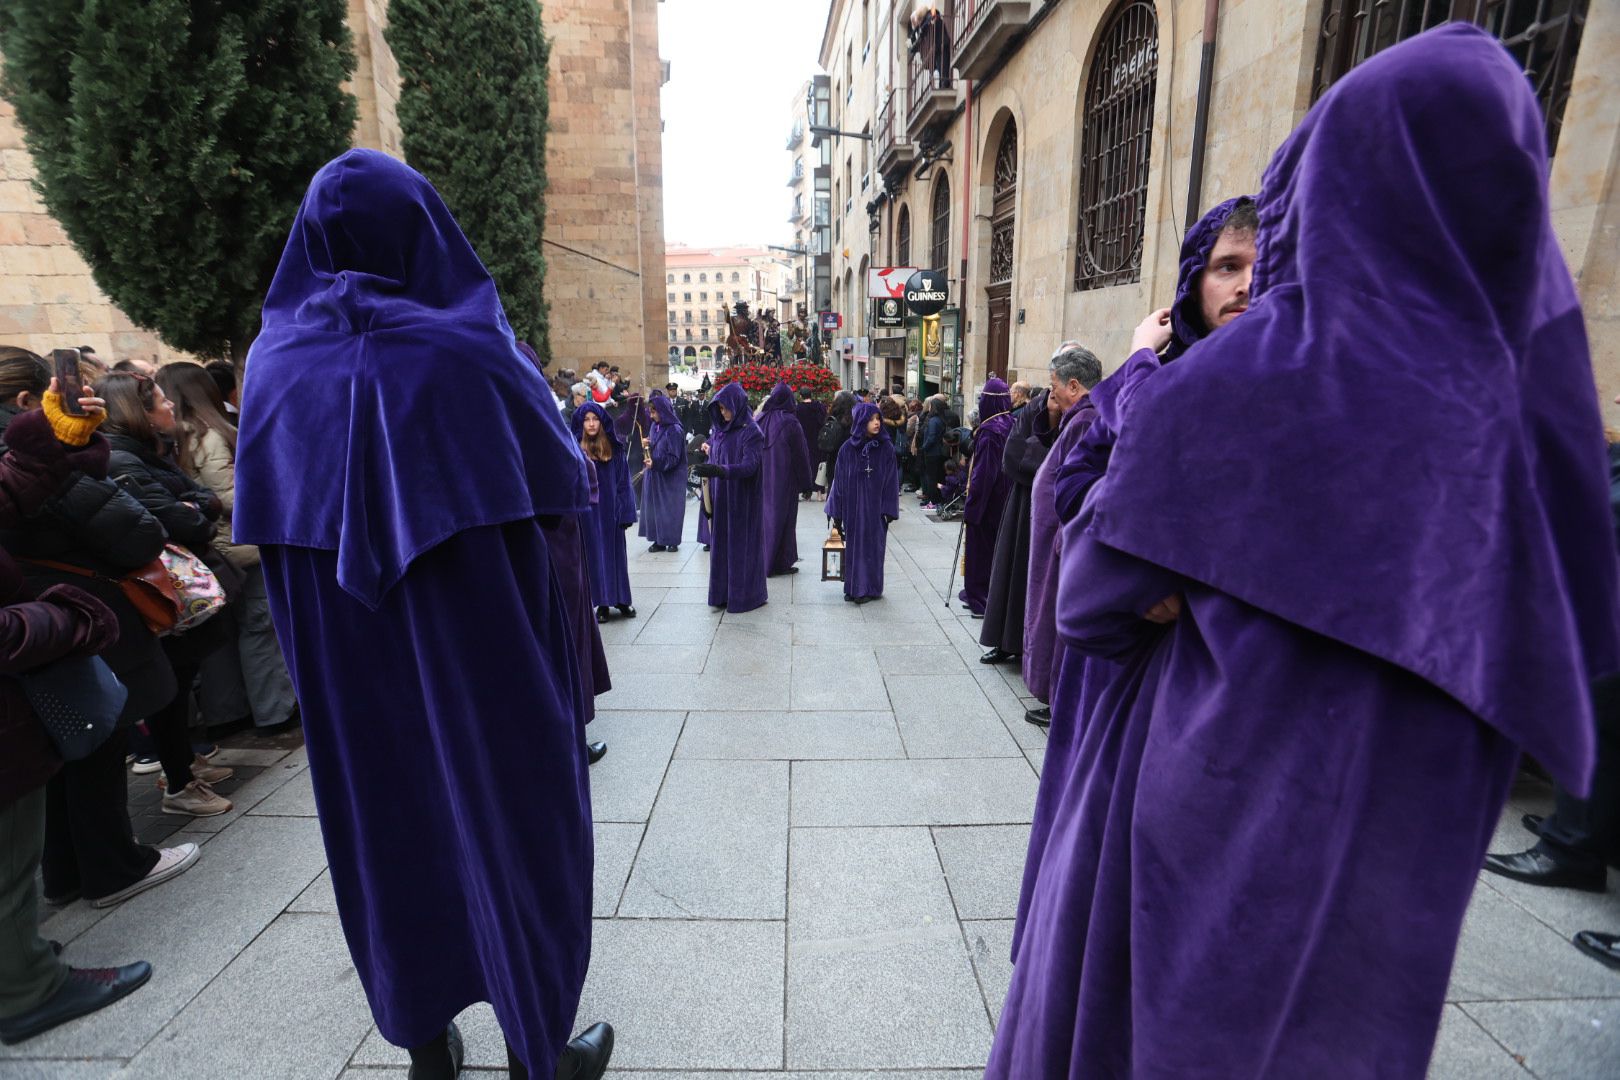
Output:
[
  {"xmin": 1019, "ymin": 395, "xmax": 1097, "ymax": 704},
  {"xmin": 571, "ymin": 402, "xmax": 637, "ymax": 608},
  {"xmin": 825, "ymin": 403, "xmax": 900, "ymax": 600},
  {"xmin": 957, "ymin": 378, "xmax": 1014, "ymax": 614},
  {"xmin": 706, "ymin": 382, "xmax": 768, "ymax": 612},
  {"xmin": 637, "ymin": 394, "xmax": 687, "ymax": 548},
  {"xmin": 757, "ymin": 383, "xmax": 813, "ymax": 574},
  {"xmin": 979, "ymin": 388, "xmax": 1061, "ymax": 653},
  {"xmin": 796, "ymin": 395, "xmax": 829, "ymax": 490},
  {"xmin": 990, "ymin": 26, "xmax": 1620, "ymax": 1078},
  {"xmin": 235, "ymin": 150, "xmax": 596, "ymax": 1076}
]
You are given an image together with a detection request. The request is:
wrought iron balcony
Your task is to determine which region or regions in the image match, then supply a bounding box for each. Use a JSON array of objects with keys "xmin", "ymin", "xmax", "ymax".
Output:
[
  {"xmin": 952, "ymin": 0, "xmax": 1035, "ymax": 81},
  {"xmin": 875, "ymin": 92, "xmax": 914, "ymax": 182},
  {"xmin": 786, "ymin": 121, "xmax": 804, "ymax": 150},
  {"xmin": 906, "ymin": 8, "xmax": 958, "ymax": 141}
]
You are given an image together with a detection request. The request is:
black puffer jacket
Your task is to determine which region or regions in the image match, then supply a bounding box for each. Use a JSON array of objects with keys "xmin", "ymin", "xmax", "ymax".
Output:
[{"xmin": 104, "ymin": 434, "xmax": 220, "ymax": 558}]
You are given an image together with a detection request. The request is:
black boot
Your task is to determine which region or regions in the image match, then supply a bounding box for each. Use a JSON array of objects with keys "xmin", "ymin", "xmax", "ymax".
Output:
[
  {"xmin": 0, "ymin": 963, "xmax": 153, "ymax": 1046},
  {"xmin": 554, "ymin": 1022, "xmax": 614, "ymax": 1080}
]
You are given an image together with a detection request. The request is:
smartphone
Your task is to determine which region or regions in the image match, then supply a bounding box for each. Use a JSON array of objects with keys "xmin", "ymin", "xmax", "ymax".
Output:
[{"xmin": 52, "ymin": 350, "xmax": 86, "ymax": 415}]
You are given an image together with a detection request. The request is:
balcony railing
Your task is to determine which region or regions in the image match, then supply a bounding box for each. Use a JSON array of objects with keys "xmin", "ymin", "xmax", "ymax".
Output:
[
  {"xmin": 952, "ymin": 0, "xmax": 1035, "ymax": 81},
  {"xmin": 787, "ymin": 160, "xmax": 805, "ymax": 186},
  {"xmin": 906, "ymin": 5, "xmax": 957, "ymax": 136},
  {"xmin": 786, "ymin": 121, "xmax": 804, "ymax": 150}
]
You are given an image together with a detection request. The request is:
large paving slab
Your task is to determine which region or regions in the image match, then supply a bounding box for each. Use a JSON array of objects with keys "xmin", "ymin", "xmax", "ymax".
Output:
[
  {"xmin": 790, "ymin": 758, "xmax": 1038, "ymax": 827},
  {"xmin": 676, "ymin": 709, "xmax": 906, "ymax": 760}
]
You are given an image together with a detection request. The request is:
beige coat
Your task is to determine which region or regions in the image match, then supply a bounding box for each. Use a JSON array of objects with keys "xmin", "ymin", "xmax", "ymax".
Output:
[{"xmin": 186, "ymin": 424, "xmax": 259, "ymax": 568}]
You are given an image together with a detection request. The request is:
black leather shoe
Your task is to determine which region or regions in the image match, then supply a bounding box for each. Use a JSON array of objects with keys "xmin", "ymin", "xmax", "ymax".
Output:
[
  {"xmin": 587, "ymin": 742, "xmax": 607, "ymax": 765},
  {"xmin": 648, "ymin": 544, "xmax": 664, "ymax": 553},
  {"xmin": 594, "ymin": 606, "xmax": 610, "ymax": 623},
  {"xmin": 980, "ymin": 648, "xmax": 1017, "ymax": 665},
  {"xmin": 1025, "ymin": 706, "xmax": 1051, "ymax": 728},
  {"xmin": 0, "ymin": 962, "xmax": 153, "ymax": 1045},
  {"xmin": 1483, "ymin": 848, "xmax": 1606, "ymax": 892},
  {"xmin": 407, "ymin": 1021, "xmax": 463, "ymax": 1079},
  {"xmin": 1573, "ymin": 931, "xmax": 1620, "ymax": 972},
  {"xmin": 555, "ymin": 1021, "xmax": 614, "ymax": 1080},
  {"xmin": 616, "ymin": 605, "xmax": 636, "ymax": 619},
  {"xmin": 1522, "ymin": 813, "xmax": 1545, "ymax": 837}
]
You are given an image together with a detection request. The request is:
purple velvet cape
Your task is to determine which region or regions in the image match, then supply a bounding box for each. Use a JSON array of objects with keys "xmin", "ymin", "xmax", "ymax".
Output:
[
  {"xmin": 958, "ymin": 378, "xmax": 1014, "ymax": 613},
  {"xmin": 825, "ymin": 403, "xmax": 900, "ymax": 600},
  {"xmin": 979, "ymin": 388, "xmax": 1060, "ymax": 652},
  {"xmin": 637, "ymin": 393, "xmax": 687, "ymax": 548},
  {"xmin": 1019, "ymin": 395, "xmax": 1097, "ymax": 704},
  {"xmin": 705, "ymin": 382, "xmax": 768, "ymax": 612},
  {"xmin": 758, "ymin": 383, "xmax": 813, "ymax": 575},
  {"xmin": 236, "ymin": 149, "xmax": 594, "ymax": 1075},
  {"xmin": 570, "ymin": 402, "xmax": 637, "ymax": 608},
  {"xmin": 990, "ymin": 26, "xmax": 1620, "ymax": 1078}
]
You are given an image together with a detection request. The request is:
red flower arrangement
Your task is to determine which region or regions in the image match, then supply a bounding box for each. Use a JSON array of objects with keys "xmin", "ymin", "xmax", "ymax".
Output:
[{"xmin": 715, "ymin": 362, "xmax": 841, "ymax": 405}]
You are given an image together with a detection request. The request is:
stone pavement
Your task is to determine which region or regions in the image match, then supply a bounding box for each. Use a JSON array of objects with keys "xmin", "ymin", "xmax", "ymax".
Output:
[{"xmin": 12, "ymin": 500, "xmax": 1620, "ymax": 1079}]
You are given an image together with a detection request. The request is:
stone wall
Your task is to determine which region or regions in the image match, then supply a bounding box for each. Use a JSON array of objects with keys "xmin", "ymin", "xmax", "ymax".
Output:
[{"xmin": 348, "ymin": 0, "xmax": 403, "ymax": 158}]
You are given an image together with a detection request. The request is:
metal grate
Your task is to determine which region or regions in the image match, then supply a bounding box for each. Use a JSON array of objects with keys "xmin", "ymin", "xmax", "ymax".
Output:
[
  {"xmin": 1074, "ymin": 0, "xmax": 1159, "ymax": 292},
  {"xmin": 897, "ymin": 204, "xmax": 912, "ymax": 267},
  {"xmin": 931, "ymin": 177, "xmax": 952, "ymax": 274},
  {"xmin": 1311, "ymin": 0, "xmax": 1588, "ymax": 154},
  {"xmin": 990, "ymin": 123, "xmax": 1018, "ymax": 286}
]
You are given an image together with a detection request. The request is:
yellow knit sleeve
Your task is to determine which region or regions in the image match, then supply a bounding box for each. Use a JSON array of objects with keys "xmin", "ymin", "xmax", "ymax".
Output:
[{"xmin": 41, "ymin": 391, "xmax": 104, "ymax": 447}]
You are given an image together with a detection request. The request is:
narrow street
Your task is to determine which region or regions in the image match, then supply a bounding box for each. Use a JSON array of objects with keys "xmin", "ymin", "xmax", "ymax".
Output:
[{"xmin": 10, "ymin": 505, "xmax": 1619, "ymax": 1079}]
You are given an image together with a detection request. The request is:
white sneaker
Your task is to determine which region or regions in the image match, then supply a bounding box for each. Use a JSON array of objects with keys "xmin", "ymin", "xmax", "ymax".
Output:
[
  {"xmin": 90, "ymin": 843, "xmax": 201, "ymax": 908},
  {"xmin": 161, "ymin": 780, "xmax": 233, "ymax": 818}
]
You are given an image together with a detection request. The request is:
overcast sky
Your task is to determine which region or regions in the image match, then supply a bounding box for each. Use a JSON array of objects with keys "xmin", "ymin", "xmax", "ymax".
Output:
[{"xmin": 657, "ymin": 0, "xmax": 828, "ymax": 248}]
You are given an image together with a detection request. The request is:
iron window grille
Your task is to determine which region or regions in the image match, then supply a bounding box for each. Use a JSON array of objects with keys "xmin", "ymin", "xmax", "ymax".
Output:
[
  {"xmin": 931, "ymin": 177, "xmax": 951, "ymax": 273},
  {"xmin": 1311, "ymin": 0, "xmax": 1588, "ymax": 154},
  {"xmin": 990, "ymin": 124, "xmax": 1019, "ymax": 287},
  {"xmin": 1075, "ymin": 0, "xmax": 1159, "ymax": 292}
]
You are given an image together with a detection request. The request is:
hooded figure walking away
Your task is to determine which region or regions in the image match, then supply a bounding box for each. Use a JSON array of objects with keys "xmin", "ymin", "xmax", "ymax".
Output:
[
  {"xmin": 796, "ymin": 388, "xmax": 828, "ymax": 497},
  {"xmin": 692, "ymin": 382, "xmax": 767, "ymax": 613},
  {"xmin": 990, "ymin": 27, "xmax": 1620, "ymax": 1079},
  {"xmin": 638, "ymin": 394, "xmax": 687, "ymax": 552},
  {"xmin": 825, "ymin": 402, "xmax": 899, "ymax": 603},
  {"xmin": 572, "ymin": 402, "xmax": 637, "ymax": 622},
  {"xmin": 236, "ymin": 151, "xmax": 613, "ymax": 1079},
  {"xmin": 757, "ymin": 383, "xmax": 813, "ymax": 575},
  {"xmin": 957, "ymin": 378, "xmax": 1014, "ymax": 616}
]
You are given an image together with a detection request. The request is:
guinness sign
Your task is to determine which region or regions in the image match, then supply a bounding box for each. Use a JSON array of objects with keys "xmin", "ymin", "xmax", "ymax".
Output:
[{"xmin": 904, "ymin": 269, "xmax": 949, "ymax": 318}]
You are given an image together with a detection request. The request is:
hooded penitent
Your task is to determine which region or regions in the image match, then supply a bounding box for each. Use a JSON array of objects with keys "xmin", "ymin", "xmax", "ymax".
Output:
[
  {"xmin": 235, "ymin": 149, "xmax": 595, "ymax": 1077},
  {"xmin": 825, "ymin": 402, "xmax": 900, "ymax": 600},
  {"xmin": 638, "ymin": 392, "xmax": 687, "ymax": 549},
  {"xmin": 757, "ymin": 382, "xmax": 813, "ymax": 575},
  {"xmin": 705, "ymin": 381, "xmax": 768, "ymax": 612},
  {"xmin": 571, "ymin": 401, "xmax": 638, "ymax": 608},
  {"xmin": 796, "ymin": 393, "xmax": 829, "ymax": 490},
  {"xmin": 990, "ymin": 27, "xmax": 1620, "ymax": 1079},
  {"xmin": 1164, "ymin": 195, "xmax": 1254, "ymax": 360},
  {"xmin": 979, "ymin": 386, "xmax": 1062, "ymax": 655},
  {"xmin": 957, "ymin": 378, "xmax": 1015, "ymax": 614}
]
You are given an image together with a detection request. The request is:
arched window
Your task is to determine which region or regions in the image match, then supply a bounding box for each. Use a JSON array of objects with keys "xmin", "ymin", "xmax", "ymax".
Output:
[
  {"xmin": 700, "ymin": 346, "xmax": 714, "ymax": 360},
  {"xmin": 666, "ymin": 274, "xmax": 674, "ymax": 284},
  {"xmin": 683, "ymin": 273, "xmax": 691, "ymax": 283},
  {"xmin": 1075, "ymin": 0, "xmax": 1158, "ymax": 292},
  {"xmin": 896, "ymin": 205, "xmax": 911, "ymax": 267},
  {"xmin": 930, "ymin": 176, "xmax": 950, "ymax": 273},
  {"xmin": 699, "ymin": 272, "xmax": 708, "ymax": 283},
  {"xmin": 684, "ymin": 346, "xmax": 697, "ymax": 357},
  {"xmin": 731, "ymin": 271, "xmax": 740, "ymax": 283}
]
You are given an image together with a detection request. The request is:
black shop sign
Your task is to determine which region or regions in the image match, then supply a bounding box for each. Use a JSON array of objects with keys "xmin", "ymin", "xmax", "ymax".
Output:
[{"xmin": 904, "ymin": 270, "xmax": 949, "ymax": 318}]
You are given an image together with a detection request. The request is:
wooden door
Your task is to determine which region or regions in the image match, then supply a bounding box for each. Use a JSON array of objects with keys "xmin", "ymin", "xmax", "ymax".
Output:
[{"xmin": 986, "ymin": 286, "xmax": 1011, "ymax": 382}]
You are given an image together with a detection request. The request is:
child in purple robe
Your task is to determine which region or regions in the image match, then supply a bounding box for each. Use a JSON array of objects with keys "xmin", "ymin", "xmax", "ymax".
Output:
[
  {"xmin": 825, "ymin": 402, "xmax": 899, "ymax": 603},
  {"xmin": 691, "ymin": 382, "xmax": 767, "ymax": 613},
  {"xmin": 757, "ymin": 383, "xmax": 813, "ymax": 575},
  {"xmin": 571, "ymin": 402, "xmax": 637, "ymax": 622},
  {"xmin": 990, "ymin": 27, "xmax": 1620, "ymax": 1078},
  {"xmin": 638, "ymin": 393, "xmax": 687, "ymax": 552},
  {"xmin": 958, "ymin": 378, "xmax": 1014, "ymax": 615}
]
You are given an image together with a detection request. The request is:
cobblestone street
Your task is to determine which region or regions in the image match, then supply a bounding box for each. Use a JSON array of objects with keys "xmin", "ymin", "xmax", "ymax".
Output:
[{"xmin": 9, "ymin": 506, "xmax": 1620, "ymax": 1079}]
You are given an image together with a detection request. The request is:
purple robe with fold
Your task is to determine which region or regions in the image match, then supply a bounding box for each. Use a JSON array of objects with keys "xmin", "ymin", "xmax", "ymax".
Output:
[
  {"xmin": 980, "ymin": 389, "xmax": 1060, "ymax": 652},
  {"xmin": 538, "ymin": 511, "xmax": 611, "ymax": 722},
  {"xmin": 637, "ymin": 395, "xmax": 687, "ymax": 548},
  {"xmin": 1020, "ymin": 396, "xmax": 1097, "ymax": 704},
  {"xmin": 706, "ymin": 382, "xmax": 768, "ymax": 612},
  {"xmin": 236, "ymin": 150, "xmax": 595, "ymax": 1077},
  {"xmin": 958, "ymin": 378, "xmax": 1014, "ymax": 614},
  {"xmin": 991, "ymin": 27, "xmax": 1620, "ymax": 1078},
  {"xmin": 570, "ymin": 402, "xmax": 636, "ymax": 608},
  {"xmin": 825, "ymin": 403, "xmax": 899, "ymax": 600},
  {"xmin": 757, "ymin": 383, "xmax": 812, "ymax": 575}
]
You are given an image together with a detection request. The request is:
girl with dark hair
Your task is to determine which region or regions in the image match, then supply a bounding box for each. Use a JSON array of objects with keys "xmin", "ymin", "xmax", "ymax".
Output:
[
  {"xmin": 570, "ymin": 402, "xmax": 637, "ymax": 622},
  {"xmin": 94, "ymin": 373, "xmax": 234, "ymax": 818},
  {"xmin": 638, "ymin": 394, "xmax": 687, "ymax": 552},
  {"xmin": 157, "ymin": 362, "xmax": 298, "ymax": 733}
]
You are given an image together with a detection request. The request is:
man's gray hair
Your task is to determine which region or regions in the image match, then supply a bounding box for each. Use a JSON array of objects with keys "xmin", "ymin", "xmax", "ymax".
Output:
[{"xmin": 1050, "ymin": 342, "xmax": 1103, "ymax": 390}]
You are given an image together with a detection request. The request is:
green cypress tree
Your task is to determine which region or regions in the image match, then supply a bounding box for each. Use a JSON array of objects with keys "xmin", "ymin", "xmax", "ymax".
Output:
[
  {"xmin": 0, "ymin": 1, "xmax": 357, "ymax": 362},
  {"xmin": 387, "ymin": 0, "xmax": 551, "ymax": 360}
]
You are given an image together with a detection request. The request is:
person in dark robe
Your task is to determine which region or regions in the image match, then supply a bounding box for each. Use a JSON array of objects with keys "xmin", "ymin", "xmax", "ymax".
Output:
[
  {"xmin": 756, "ymin": 383, "xmax": 812, "ymax": 575},
  {"xmin": 957, "ymin": 378, "xmax": 1014, "ymax": 616},
  {"xmin": 978, "ymin": 348, "xmax": 1102, "ymax": 664},
  {"xmin": 796, "ymin": 389, "xmax": 828, "ymax": 498},
  {"xmin": 235, "ymin": 150, "xmax": 612, "ymax": 1079},
  {"xmin": 691, "ymin": 381, "xmax": 767, "ymax": 613},
  {"xmin": 638, "ymin": 393, "xmax": 687, "ymax": 553},
  {"xmin": 825, "ymin": 402, "xmax": 899, "ymax": 604},
  {"xmin": 571, "ymin": 402, "xmax": 637, "ymax": 622},
  {"xmin": 990, "ymin": 27, "xmax": 1620, "ymax": 1078}
]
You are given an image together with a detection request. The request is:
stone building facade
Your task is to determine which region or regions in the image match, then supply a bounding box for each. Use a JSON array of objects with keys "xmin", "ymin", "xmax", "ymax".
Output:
[
  {"xmin": 817, "ymin": 0, "xmax": 1620, "ymax": 419},
  {"xmin": 665, "ymin": 245, "xmax": 796, "ymax": 370},
  {"xmin": 1, "ymin": 0, "xmax": 667, "ymax": 385}
]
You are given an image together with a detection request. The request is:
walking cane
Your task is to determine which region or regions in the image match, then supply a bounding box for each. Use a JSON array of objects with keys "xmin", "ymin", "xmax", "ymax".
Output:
[{"xmin": 944, "ymin": 513, "xmax": 966, "ymax": 609}]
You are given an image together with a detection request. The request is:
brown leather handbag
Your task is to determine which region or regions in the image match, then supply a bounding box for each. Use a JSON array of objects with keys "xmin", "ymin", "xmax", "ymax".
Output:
[{"xmin": 26, "ymin": 558, "xmax": 181, "ymax": 635}]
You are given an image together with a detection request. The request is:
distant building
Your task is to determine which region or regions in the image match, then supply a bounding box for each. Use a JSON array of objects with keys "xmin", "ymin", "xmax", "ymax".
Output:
[{"xmin": 663, "ymin": 245, "xmax": 795, "ymax": 371}]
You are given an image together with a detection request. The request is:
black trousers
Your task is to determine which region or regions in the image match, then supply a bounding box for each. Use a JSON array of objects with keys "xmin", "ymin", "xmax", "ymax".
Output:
[
  {"xmin": 1540, "ymin": 672, "xmax": 1620, "ymax": 870},
  {"xmin": 41, "ymin": 729, "xmax": 160, "ymax": 901},
  {"xmin": 922, "ymin": 455, "xmax": 946, "ymax": 502},
  {"xmin": 147, "ymin": 657, "xmax": 201, "ymax": 794}
]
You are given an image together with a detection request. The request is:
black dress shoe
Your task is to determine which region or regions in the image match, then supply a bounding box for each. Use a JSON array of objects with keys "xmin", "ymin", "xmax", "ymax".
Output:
[
  {"xmin": 648, "ymin": 543, "xmax": 663, "ymax": 553},
  {"xmin": 0, "ymin": 962, "xmax": 153, "ymax": 1046},
  {"xmin": 1522, "ymin": 813, "xmax": 1545, "ymax": 837},
  {"xmin": 980, "ymin": 648, "xmax": 1017, "ymax": 665},
  {"xmin": 1573, "ymin": 931, "xmax": 1620, "ymax": 972},
  {"xmin": 1025, "ymin": 706, "xmax": 1051, "ymax": 728},
  {"xmin": 587, "ymin": 741, "xmax": 607, "ymax": 765},
  {"xmin": 853, "ymin": 596, "xmax": 871, "ymax": 605},
  {"xmin": 595, "ymin": 606, "xmax": 610, "ymax": 623},
  {"xmin": 555, "ymin": 1021, "xmax": 614, "ymax": 1080},
  {"xmin": 407, "ymin": 1021, "xmax": 464, "ymax": 1080},
  {"xmin": 1482, "ymin": 848, "xmax": 1606, "ymax": 892},
  {"xmin": 616, "ymin": 605, "xmax": 636, "ymax": 619}
]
